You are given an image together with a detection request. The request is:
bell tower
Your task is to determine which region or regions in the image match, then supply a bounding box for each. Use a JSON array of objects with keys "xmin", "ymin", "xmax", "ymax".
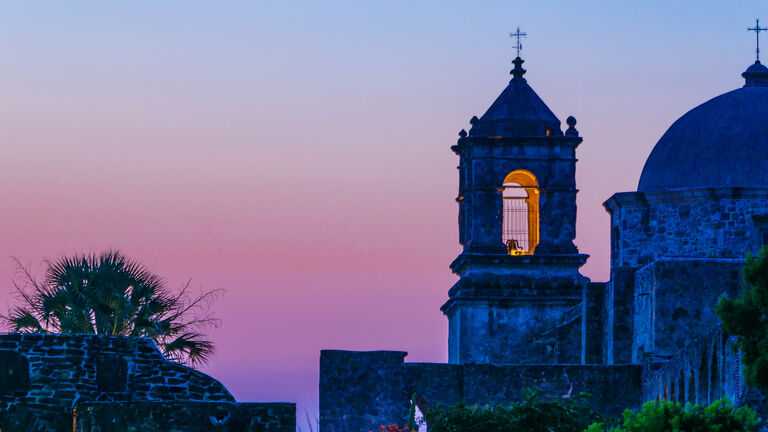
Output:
[{"xmin": 442, "ymin": 50, "xmax": 590, "ymax": 365}]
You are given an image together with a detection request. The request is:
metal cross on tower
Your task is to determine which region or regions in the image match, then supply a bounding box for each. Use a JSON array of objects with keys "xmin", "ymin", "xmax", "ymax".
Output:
[
  {"xmin": 509, "ymin": 27, "xmax": 527, "ymax": 58},
  {"xmin": 748, "ymin": 18, "xmax": 767, "ymax": 61}
]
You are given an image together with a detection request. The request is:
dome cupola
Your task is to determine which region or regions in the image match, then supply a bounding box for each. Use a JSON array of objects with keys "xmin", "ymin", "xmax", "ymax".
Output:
[
  {"xmin": 742, "ymin": 60, "xmax": 768, "ymax": 86},
  {"xmin": 637, "ymin": 62, "xmax": 768, "ymax": 192}
]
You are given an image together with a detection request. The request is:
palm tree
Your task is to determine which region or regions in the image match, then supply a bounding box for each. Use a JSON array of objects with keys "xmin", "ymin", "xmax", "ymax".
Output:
[{"xmin": 2, "ymin": 251, "xmax": 222, "ymax": 367}]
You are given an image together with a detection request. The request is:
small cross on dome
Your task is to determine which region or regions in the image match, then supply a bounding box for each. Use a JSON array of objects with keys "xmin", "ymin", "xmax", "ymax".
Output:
[
  {"xmin": 748, "ymin": 18, "xmax": 767, "ymax": 61},
  {"xmin": 509, "ymin": 27, "xmax": 527, "ymax": 58}
]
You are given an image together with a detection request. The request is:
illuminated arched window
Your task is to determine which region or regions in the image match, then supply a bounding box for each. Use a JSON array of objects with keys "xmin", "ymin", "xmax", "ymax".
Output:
[{"xmin": 502, "ymin": 170, "xmax": 539, "ymax": 255}]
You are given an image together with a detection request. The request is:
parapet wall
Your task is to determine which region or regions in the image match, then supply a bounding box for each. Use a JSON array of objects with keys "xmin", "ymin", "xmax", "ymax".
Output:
[
  {"xmin": 319, "ymin": 350, "xmax": 642, "ymax": 432},
  {"xmin": 0, "ymin": 333, "xmax": 294, "ymax": 431}
]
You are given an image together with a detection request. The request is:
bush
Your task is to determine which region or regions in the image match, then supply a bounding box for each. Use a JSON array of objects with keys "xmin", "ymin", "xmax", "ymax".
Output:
[
  {"xmin": 586, "ymin": 398, "xmax": 759, "ymax": 432},
  {"xmin": 716, "ymin": 246, "xmax": 768, "ymax": 390},
  {"xmin": 423, "ymin": 388, "xmax": 602, "ymax": 432},
  {"xmin": 369, "ymin": 425, "xmax": 415, "ymax": 432}
]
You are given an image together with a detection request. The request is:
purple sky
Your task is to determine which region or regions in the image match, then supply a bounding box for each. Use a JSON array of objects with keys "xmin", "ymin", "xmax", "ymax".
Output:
[{"xmin": 1, "ymin": 1, "xmax": 766, "ymax": 424}]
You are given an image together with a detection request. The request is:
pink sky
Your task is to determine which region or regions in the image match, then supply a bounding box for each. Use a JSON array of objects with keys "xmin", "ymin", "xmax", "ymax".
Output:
[{"xmin": 1, "ymin": 0, "xmax": 766, "ymax": 423}]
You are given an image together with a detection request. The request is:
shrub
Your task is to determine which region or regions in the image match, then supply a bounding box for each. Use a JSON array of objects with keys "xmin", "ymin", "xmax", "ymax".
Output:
[
  {"xmin": 423, "ymin": 388, "xmax": 602, "ymax": 432},
  {"xmin": 716, "ymin": 246, "xmax": 768, "ymax": 390},
  {"xmin": 586, "ymin": 398, "xmax": 759, "ymax": 432},
  {"xmin": 369, "ymin": 424, "xmax": 416, "ymax": 432}
]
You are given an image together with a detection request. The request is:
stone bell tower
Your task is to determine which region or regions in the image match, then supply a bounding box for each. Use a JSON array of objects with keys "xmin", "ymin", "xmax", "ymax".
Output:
[{"xmin": 441, "ymin": 52, "xmax": 591, "ymax": 365}]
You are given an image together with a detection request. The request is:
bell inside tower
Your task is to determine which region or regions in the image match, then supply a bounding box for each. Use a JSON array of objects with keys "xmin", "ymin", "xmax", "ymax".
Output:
[{"xmin": 502, "ymin": 170, "xmax": 539, "ymax": 255}]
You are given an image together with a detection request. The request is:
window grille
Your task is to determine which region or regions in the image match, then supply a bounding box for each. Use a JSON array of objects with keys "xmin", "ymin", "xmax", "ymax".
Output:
[
  {"xmin": 503, "ymin": 183, "xmax": 530, "ymax": 254},
  {"xmin": 501, "ymin": 170, "xmax": 539, "ymax": 255}
]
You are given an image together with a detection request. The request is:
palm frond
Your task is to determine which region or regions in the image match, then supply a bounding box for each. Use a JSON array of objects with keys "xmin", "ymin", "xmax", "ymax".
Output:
[
  {"xmin": 4, "ymin": 307, "xmax": 46, "ymax": 333},
  {"xmin": 163, "ymin": 333, "xmax": 216, "ymax": 368},
  {"xmin": 5, "ymin": 251, "xmax": 222, "ymax": 366}
]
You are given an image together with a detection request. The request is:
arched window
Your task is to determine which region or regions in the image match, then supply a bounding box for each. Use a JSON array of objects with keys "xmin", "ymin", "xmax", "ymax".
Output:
[{"xmin": 502, "ymin": 170, "xmax": 539, "ymax": 255}]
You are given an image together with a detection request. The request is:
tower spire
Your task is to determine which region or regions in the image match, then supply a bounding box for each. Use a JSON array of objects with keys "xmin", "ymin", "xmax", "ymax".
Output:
[
  {"xmin": 747, "ymin": 18, "xmax": 767, "ymax": 62},
  {"xmin": 509, "ymin": 27, "xmax": 527, "ymax": 58},
  {"xmin": 509, "ymin": 28, "xmax": 528, "ymax": 81}
]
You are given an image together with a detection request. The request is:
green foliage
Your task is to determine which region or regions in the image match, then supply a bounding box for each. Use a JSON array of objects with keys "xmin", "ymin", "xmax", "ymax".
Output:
[
  {"xmin": 422, "ymin": 388, "xmax": 602, "ymax": 432},
  {"xmin": 587, "ymin": 398, "xmax": 759, "ymax": 432},
  {"xmin": 716, "ymin": 246, "xmax": 768, "ymax": 389},
  {"xmin": 2, "ymin": 251, "xmax": 222, "ymax": 366}
]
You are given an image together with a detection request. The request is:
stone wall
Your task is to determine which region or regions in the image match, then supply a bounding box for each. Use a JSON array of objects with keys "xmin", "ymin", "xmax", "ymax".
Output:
[
  {"xmin": 443, "ymin": 253, "xmax": 592, "ymax": 365},
  {"xmin": 74, "ymin": 401, "xmax": 295, "ymax": 432},
  {"xmin": 632, "ymin": 258, "xmax": 742, "ymax": 362},
  {"xmin": 453, "ymin": 135, "xmax": 582, "ymax": 254},
  {"xmin": 642, "ymin": 328, "xmax": 740, "ymax": 406},
  {"xmin": 320, "ymin": 350, "xmax": 642, "ymax": 432},
  {"xmin": 641, "ymin": 326, "xmax": 768, "ymax": 420},
  {"xmin": 603, "ymin": 187, "xmax": 768, "ymax": 364},
  {"xmin": 584, "ymin": 282, "xmax": 605, "ymax": 364},
  {"xmin": 604, "ymin": 268, "xmax": 636, "ymax": 364},
  {"xmin": 605, "ymin": 188, "xmax": 768, "ymax": 269},
  {"xmin": 447, "ymin": 128, "xmax": 590, "ymax": 366},
  {"xmin": 0, "ymin": 334, "xmax": 295, "ymax": 431}
]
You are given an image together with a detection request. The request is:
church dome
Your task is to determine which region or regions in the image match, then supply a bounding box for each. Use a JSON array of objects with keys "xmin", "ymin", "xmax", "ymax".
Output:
[{"xmin": 637, "ymin": 62, "xmax": 768, "ymax": 192}]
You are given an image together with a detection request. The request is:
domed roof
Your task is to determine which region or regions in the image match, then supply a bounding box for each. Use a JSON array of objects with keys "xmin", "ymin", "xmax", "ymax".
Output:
[
  {"xmin": 638, "ymin": 62, "xmax": 768, "ymax": 192},
  {"xmin": 468, "ymin": 57, "xmax": 562, "ymax": 138}
]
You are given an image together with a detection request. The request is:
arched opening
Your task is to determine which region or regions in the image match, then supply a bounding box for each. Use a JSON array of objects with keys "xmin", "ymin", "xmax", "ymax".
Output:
[{"xmin": 502, "ymin": 170, "xmax": 539, "ymax": 255}]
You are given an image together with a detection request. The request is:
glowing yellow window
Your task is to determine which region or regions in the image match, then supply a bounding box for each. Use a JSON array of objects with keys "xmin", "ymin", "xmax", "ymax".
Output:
[{"xmin": 502, "ymin": 170, "xmax": 539, "ymax": 255}]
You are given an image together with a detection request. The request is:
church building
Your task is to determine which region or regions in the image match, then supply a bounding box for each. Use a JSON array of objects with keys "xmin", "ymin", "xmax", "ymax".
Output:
[{"xmin": 319, "ymin": 28, "xmax": 768, "ymax": 432}]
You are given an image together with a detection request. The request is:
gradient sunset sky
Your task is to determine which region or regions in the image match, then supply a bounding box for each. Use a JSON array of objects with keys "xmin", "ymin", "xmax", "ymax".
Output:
[{"xmin": 1, "ymin": 0, "xmax": 766, "ymax": 422}]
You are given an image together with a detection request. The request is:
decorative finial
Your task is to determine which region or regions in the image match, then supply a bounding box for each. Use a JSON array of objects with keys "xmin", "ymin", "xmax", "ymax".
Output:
[
  {"xmin": 565, "ymin": 116, "xmax": 579, "ymax": 137},
  {"xmin": 748, "ymin": 18, "xmax": 767, "ymax": 62},
  {"xmin": 458, "ymin": 129, "xmax": 467, "ymax": 138},
  {"xmin": 509, "ymin": 27, "xmax": 527, "ymax": 59},
  {"xmin": 510, "ymin": 57, "xmax": 526, "ymax": 81}
]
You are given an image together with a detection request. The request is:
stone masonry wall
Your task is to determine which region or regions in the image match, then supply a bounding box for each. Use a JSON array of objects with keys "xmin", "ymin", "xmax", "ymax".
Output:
[
  {"xmin": 603, "ymin": 187, "xmax": 768, "ymax": 363},
  {"xmin": 0, "ymin": 334, "xmax": 294, "ymax": 431},
  {"xmin": 444, "ymin": 254, "xmax": 591, "ymax": 366},
  {"xmin": 605, "ymin": 268, "xmax": 636, "ymax": 364},
  {"xmin": 320, "ymin": 350, "xmax": 641, "ymax": 432},
  {"xmin": 584, "ymin": 282, "xmax": 605, "ymax": 364},
  {"xmin": 454, "ymin": 135, "xmax": 581, "ymax": 254},
  {"xmin": 74, "ymin": 401, "xmax": 295, "ymax": 432},
  {"xmin": 642, "ymin": 328, "xmax": 741, "ymax": 406},
  {"xmin": 640, "ymin": 326, "xmax": 768, "ymax": 420},
  {"xmin": 642, "ymin": 326, "xmax": 768, "ymax": 423},
  {"xmin": 632, "ymin": 258, "xmax": 742, "ymax": 362},
  {"xmin": 606, "ymin": 188, "xmax": 768, "ymax": 269}
]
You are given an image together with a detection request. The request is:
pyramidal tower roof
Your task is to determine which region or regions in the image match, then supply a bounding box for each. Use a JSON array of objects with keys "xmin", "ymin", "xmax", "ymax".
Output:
[{"xmin": 468, "ymin": 56, "xmax": 562, "ymax": 138}]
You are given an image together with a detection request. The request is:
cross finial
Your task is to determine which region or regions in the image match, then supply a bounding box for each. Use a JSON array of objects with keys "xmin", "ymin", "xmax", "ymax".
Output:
[
  {"xmin": 509, "ymin": 27, "xmax": 527, "ymax": 58},
  {"xmin": 748, "ymin": 18, "xmax": 767, "ymax": 61}
]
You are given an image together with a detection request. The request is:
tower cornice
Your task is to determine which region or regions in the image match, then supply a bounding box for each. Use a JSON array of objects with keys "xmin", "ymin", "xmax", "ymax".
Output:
[{"xmin": 452, "ymin": 135, "xmax": 583, "ymax": 155}]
